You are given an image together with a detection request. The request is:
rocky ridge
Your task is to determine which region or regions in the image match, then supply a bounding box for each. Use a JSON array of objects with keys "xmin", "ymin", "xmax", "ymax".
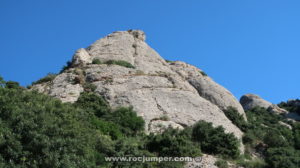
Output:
[{"xmin": 32, "ymin": 30, "xmax": 246, "ymax": 142}]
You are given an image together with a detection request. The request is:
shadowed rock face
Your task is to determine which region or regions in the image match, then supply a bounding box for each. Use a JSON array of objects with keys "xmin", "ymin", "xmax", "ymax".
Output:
[
  {"xmin": 240, "ymin": 94, "xmax": 272, "ymax": 111},
  {"xmin": 32, "ymin": 30, "xmax": 246, "ymax": 142}
]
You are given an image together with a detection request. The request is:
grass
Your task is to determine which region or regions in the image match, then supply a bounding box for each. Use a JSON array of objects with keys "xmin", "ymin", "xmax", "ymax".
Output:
[
  {"xmin": 105, "ymin": 60, "xmax": 135, "ymax": 69},
  {"xmin": 91, "ymin": 59, "xmax": 135, "ymax": 69}
]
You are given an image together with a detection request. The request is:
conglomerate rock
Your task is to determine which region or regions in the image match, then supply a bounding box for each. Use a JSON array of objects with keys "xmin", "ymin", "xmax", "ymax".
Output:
[{"xmin": 32, "ymin": 30, "xmax": 245, "ymax": 145}]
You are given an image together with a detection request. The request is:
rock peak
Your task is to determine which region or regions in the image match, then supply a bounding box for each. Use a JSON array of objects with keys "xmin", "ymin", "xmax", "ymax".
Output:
[
  {"xmin": 127, "ymin": 29, "xmax": 146, "ymax": 41},
  {"xmin": 108, "ymin": 29, "xmax": 146, "ymax": 41},
  {"xmin": 32, "ymin": 30, "xmax": 247, "ymax": 149}
]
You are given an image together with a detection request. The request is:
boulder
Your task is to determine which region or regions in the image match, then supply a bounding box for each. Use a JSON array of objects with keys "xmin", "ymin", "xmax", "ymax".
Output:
[
  {"xmin": 240, "ymin": 94, "xmax": 288, "ymax": 114},
  {"xmin": 184, "ymin": 154, "xmax": 218, "ymax": 168},
  {"xmin": 240, "ymin": 94, "xmax": 272, "ymax": 110}
]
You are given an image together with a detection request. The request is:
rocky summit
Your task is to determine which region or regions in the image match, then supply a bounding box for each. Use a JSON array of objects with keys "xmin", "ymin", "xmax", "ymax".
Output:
[{"xmin": 32, "ymin": 30, "xmax": 246, "ymax": 141}]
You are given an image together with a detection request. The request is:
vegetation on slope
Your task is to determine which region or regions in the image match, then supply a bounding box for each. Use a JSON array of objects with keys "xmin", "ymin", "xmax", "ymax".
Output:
[
  {"xmin": 0, "ymin": 76, "xmax": 242, "ymax": 168},
  {"xmin": 1, "ymin": 75, "xmax": 300, "ymax": 168},
  {"xmin": 224, "ymin": 106, "xmax": 248, "ymax": 132},
  {"xmin": 278, "ymin": 99, "xmax": 300, "ymax": 115},
  {"xmin": 92, "ymin": 59, "xmax": 135, "ymax": 69},
  {"xmin": 238, "ymin": 107, "xmax": 300, "ymax": 168}
]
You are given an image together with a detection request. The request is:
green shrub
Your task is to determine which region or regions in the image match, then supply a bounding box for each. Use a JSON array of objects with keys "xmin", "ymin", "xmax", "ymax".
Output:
[
  {"xmin": 75, "ymin": 92, "xmax": 110, "ymax": 117},
  {"xmin": 159, "ymin": 115, "xmax": 170, "ymax": 121},
  {"xmin": 75, "ymin": 92, "xmax": 145, "ymax": 135},
  {"xmin": 146, "ymin": 128, "xmax": 201, "ymax": 157},
  {"xmin": 60, "ymin": 60, "xmax": 72, "ymax": 73},
  {"xmin": 242, "ymin": 131, "xmax": 256, "ymax": 145},
  {"xmin": 192, "ymin": 121, "xmax": 240, "ymax": 159},
  {"xmin": 293, "ymin": 123, "xmax": 300, "ymax": 149},
  {"xmin": 0, "ymin": 85, "xmax": 101, "ymax": 167},
  {"xmin": 0, "ymin": 76, "xmax": 4, "ymax": 87},
  {"xmin": 224, "ymin": 106, "xmax": 248, "ymax": 132},
  {"xmin": 105, "ymin": 60, "xmax": 135, "ymax": 69},
  {"xmin": 263, "ymin": 130, "xmax": 289, "ymax": 148},
  {"xmin": 246, "ymin": 107, "xmax": 283, "ymax": 126},
  {"xmin": 32, "ymin": 73, "xmax": 57, "ymax": 85},
  {"xmin": 91, "ymin": 117, "xmax": 122, "ymax": 140},
  {"xmin": 265, "ymin": 147, "xmax": 300, "ymax": 168},
  {"xmin": 236, "ymin": 159, "xmax": 267, "ymax": 168},
  {"xmin": 165, "ymin": 59, "xmax": 175, "ymax": 63},
  {"xmin": 5, "ymin": 81, "xmax": 21, "ymax": 89},
  {"xmin": 215, "ymin": 159, "xmax": 228, "ymax": 168},
  {"xmin": 112, "ymin": 137, "xmax": 156, "ymax": 168},
  {"xmin": 83, "ymin": 82, "xmax": 97, "ymax": 92},
  {"xmin": 242, "ymin": 107, "xmax": 300, "ymax": 167},
  {"xmin": 244, "ymin": 107, "xmax": 294, "ymax": 147},
  {"xmin": 105, "ymin": 107, "xmax": 145, "ymax": 135},
  {"xmin": 92, "ymin": 58, "xmax": 102, "ymax": 64},
  {"xmin": 200, "ymin": 71, "xmax": 207, "ymax": 76},
  {"xmin": 278, "ymin": 100, "xmax": 300, "ymax": 115}
]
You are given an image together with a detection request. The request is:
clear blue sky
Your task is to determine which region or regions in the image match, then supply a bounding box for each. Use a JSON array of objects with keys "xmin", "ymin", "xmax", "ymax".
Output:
[{"xmin": 0, "ymin": 0, "xmax": 299, "ymax": 103}]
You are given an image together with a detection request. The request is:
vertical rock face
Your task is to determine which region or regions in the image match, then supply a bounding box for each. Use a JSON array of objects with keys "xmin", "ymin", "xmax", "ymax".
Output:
[{"xmin": 32, "ymin": 30, "xmax": 246, "ymax": 142}]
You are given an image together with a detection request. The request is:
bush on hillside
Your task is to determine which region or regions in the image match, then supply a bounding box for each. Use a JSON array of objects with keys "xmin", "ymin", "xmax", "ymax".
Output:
[
  {"xmin": 83, "ymin": 82, "xmax": 97, "ymax": 92},
  {"xmin": 5, "ymin": 81, "xmax": 21, "ymax": 89},
  {"xmin": 192, "ymin": 121, "xmax": 240, "ymax": 159},
  {"xmin": 60, "ymin": 61, "xmax": 72, "ymax": 73},
  {"xmin": 293, "ymin": 123, "xmax": 300, "ymax": 149},
  {"xmin": 105, "ymin": 107, "xmax": 145, "ymax": 135},
  {"xmin": 224, "ymin": 106, "xmax": 248, "ymax": 132},
  {"xmin": 265, "ymin": 147, "xmax": 300, "ymax": 168},
  {"xmin": 74, "ymin": 92, "xmax": 110, "ymax": 117},
  {"xmin": 215, "ymin": 159, "xmax": 228, "ymax": 168},
  {"xmin": 0, "ymin": 83, "xmax": 101, "ymax": 167},
  {"xmin": 263, "ymin": 130, "xmax": 289, "ymax": 148},
  {"xmin": 244, "ymin": 107, "xmax": 294, "ymax": 147},
  {"xmin": 105, "ymin": 60, "xmax": 135, "ymax": 69},
  {"xmin": 278, "ymin": 100, "xmax": 300, "ymax": 115},
  {"xmin": 200, "ymin": 71, "xmax": 207, "ymax": 76},
  {"xmin": 0, "ymin": 76, "xmax": 5, "ymax": 87},
  {"xmin": 146, "ymin": 128, "xmax": 201, "ymax": 157}
]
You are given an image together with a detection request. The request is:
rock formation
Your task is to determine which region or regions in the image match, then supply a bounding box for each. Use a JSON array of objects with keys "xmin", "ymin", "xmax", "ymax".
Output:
[
  {"xmin": 32, "ymin": 30, "xmax": 246, "ymax": 142},
  {"xmin": 240, "ymin": 94, "xmax": 288, "ymax": 114}
]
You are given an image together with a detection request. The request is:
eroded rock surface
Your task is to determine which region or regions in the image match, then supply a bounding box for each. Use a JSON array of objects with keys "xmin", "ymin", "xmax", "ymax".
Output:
[
  {"xmin": 184, "ymin": 155, "xmax": 218, "ymax": 168},
  {"xmin": 169, "ymin": 61, "xmax": 246, "ymax": 120},
  {"xmin": 32, "ymin": 30, "xmax": 245, "ymax": 142}
]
